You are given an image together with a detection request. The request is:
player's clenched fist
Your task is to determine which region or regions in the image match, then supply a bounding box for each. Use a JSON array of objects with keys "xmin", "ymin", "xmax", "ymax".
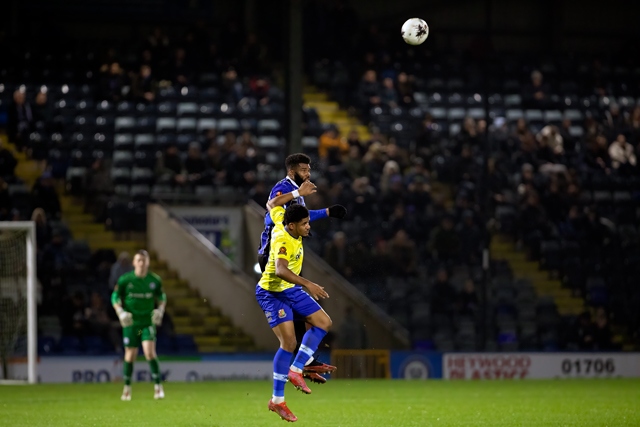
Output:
[
  {"xmin": 116, "ymin": 307, "xmax": 133, "ymax": 327},
  {"xmin": 299, "ymin": 180, "xmax": 317, "ymax": 196}
]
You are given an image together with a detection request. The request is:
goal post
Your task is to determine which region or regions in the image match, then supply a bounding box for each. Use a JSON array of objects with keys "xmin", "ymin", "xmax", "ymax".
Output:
[{"xmin": 0, "ymin": 221, "xmax": 37, "ymax": 384}]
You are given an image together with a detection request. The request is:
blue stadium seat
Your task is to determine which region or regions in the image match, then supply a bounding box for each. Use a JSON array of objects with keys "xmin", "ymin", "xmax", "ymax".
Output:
[
  {"xmin": 59, "ymin": 336, "xmax": 83, "ymax": 355},
  {"xmin": 38, "ymin": 336, "xmax": 57, "ymax": 354},
  {"xmin": 175, "ymin": 334, "xmax": 198, "ymax": 353}
]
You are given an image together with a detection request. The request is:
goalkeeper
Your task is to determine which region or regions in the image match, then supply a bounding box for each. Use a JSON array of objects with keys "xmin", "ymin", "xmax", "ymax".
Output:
[
  {"xmin": 257, "ymin": 153, "xmax": 346, "ymax": 384},
  {"xmin": 111, "ymin": 249, "xmax": 167, "ymax": 401}
]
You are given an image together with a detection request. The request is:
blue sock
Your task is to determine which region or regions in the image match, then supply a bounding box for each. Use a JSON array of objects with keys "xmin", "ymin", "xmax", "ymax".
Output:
[
  {"xmin": 273, "ymin": 348, "xmax": 292, "ymax": 399},
  {"xmin": 291, "ymin": 327, "xmax": 327, "ymax": 371}
]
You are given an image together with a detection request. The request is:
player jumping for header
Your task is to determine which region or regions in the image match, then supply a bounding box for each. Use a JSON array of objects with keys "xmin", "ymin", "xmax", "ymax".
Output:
[
  {"xmin": 256, "ymin": 180, "xmax": 333, "ymax": 422},
  {"xmin": 258, "ymin": 153, "xmax": 346, "ymax": 385},
  {"xmin": 111, "ymin": 249, "xmax": 167, "ymax": 401}
]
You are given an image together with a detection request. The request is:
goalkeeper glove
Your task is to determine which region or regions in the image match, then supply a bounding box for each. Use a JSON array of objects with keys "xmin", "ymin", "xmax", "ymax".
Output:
[
  {"xmin": 152, "ymin": 308, "xmax": 165, "ymax": 326},
  {"xmin": 328, "ymin": 204, "xmax": 347, "ymax": 219},
  {"xmin": 116, "ymin": 307, "xmax": 133, "ymax": 327}
]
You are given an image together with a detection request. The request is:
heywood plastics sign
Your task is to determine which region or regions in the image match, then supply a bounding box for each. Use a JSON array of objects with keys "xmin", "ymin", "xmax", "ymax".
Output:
[{"xmin": 443, "ymin": 353, "xmax": 640, "ymax": 379}]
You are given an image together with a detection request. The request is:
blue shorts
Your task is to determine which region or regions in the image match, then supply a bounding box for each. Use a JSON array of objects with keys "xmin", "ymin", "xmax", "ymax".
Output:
[{"xmin": 255, "ymin": 284, "xmax": 322, "ymax": 328}]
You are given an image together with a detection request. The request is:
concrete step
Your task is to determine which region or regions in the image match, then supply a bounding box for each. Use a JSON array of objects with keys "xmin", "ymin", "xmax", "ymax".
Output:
[
  {"xmin": 194, "ymin": 336, "xmax": 222, "ymax": 347},
  {"xmin": 67, "ymin": 223, "xmax": 105, "ymax": 234},
  {"xmin": 164, "ymin": 288, "xmax": 195, "ymax": 299},
  {"xmin": 175, "ymin": 325, "xmax": 205, "ymax": 336},
  {"xmin": 63, "ymin": 213, "xmax": 95, "ymax": 224},
  {"xmin": 318, "ymin": 111, "xmax": 350, "ymax": 121},
  {"xmin": 303, "ymin": 92, "xmax": 328, "ymax": 102},
  {"xmin": 75, "ymin": 231, "xmax": 113, "ymax": 242},
  {"xmin": 197, "ymin": 345, "xmax": 240, "ymax": 353},
  {"xmin": 172, "ymin": 316, "xmax": 191, "ymax": 328},
  {"xmin": 304, "ymin": 101, "xmax": 339, "ymax": 112}
]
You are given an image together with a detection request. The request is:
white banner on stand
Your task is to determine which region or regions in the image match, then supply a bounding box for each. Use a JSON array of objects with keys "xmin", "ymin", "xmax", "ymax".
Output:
[{"xmin": 8, "ymin": 357, "xmax": 272, "ymax": 383}]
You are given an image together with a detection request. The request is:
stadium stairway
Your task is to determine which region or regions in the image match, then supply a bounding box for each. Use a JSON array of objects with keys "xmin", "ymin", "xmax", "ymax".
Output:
[
  {"xmin": 58, "ymin": 194, "xmax": 145, "ymax": 255},
  {"xmin": 149, "ymin": 252, "xmax": 256, "ymax": 353},
  {"xmin": 491, "ymin": 234, "xmax": 630, "ymax": 349},
  {"xmin": 303, "ymin": 86, "xmax": 371, "ymax": 141},
  {"xmin": 491, "ymin": 234, "xmax": 586, "ymax": 316}
]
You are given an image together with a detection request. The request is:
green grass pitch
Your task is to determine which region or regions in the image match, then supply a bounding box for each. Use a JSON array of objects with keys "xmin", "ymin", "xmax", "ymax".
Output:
[{"xmin": 2, "ymin": 379, "xmax": 639, "ymax": 426}]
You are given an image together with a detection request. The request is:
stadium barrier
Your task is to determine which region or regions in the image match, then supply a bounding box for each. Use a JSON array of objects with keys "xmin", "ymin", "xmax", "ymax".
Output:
[
  {"xmin": 7, "ymin": 354, "xmax": 273, "ymax": 383},
  {"xmin": 6, "ymin": 352, "xmax": 640, "ymax": 383},
  {"xmin": 330, "ymin": 350, "xmax": 391, "ymax": 379}
]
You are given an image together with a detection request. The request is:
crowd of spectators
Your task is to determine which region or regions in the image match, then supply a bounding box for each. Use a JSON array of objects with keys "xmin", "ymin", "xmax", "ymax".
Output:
[{"xmin": 3, "ymin": 15, "xmax": 640, "ymax": 350}]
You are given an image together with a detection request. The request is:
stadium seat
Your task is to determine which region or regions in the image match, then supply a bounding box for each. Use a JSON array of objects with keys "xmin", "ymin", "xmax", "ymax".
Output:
[
  {"xmin": 447, "ymin": 108, "xmax": 466, "ymax": 121},
  {"xmin": 197, "ymin": 117, "xmax": 217, "ymax": 133},
  {"xmin": 257, "ymin": 119, "xmax": 281, "ymax": 136},
  {"xmin": 38, "ymin": 336, "xmax": 58, "ymax": 354},
  {"xmin": 135, "ymin": 116, "xmax": 156, "ymax": 133},
  {"xmin": 130, "ymin": 184, "xmax": 151, "ymax": 200},
  {"xmin": 467, "ymin": 108, "xmax": 485, "ymax": 119},
  {"xmin": 157, "ymin": 117, "xmax": 177, "ymax": 134},
  {"xmin": 157, "ymin": 101, "xmax": 177, "ymax": 116},
  {"xmin": 543, "ymin": 110, "xmax": 563, "ymax": 124},
  {"xmin": 504, "ymin": 94, "xmax": 522, "ymax": 107},
  {"xmin": 134, "ymin": 134, "xmax": 155, "ymax": 151},
  {"xmin": 506, "ymin": 109, "xmax": 524, "ymax": 122},
  {"xmin": 257, "ymin": 136, "xmax": 281, "ymax": 149},
  {"xmin": 217, "ymin": 118, "xmax": 240, "ymax": 134},
  {"xmin": 115, "ymin": 116, "xmax": 135, "ymax": 132},
  {"xmin": 177, "ymin": 102, "xmax": 198, "ymax": 117},
  {"xmin": 131, "ymin": 167, "xmax": 155, "ymax": 185},
  {"xmin": 113, "ymin": 133, "xmax": 133, "ymax": 150},
  {"xmin": 175, "ymin": 334, "xmax": 198, "ymax": 353},
  {"xmin": 111, "ymin": 167, "xmax": 131, "ymax": 185},
  {"xmin": 177, "ymin": 117, "xmax": 197, "ymax": 133},
  {"xmin": 113, "ymin": 150, "xmax": 134, "ymax": 168},
  {"xmin": 134, "ymin": 150, "xmax": 157, "ymax": 168},
  {"xmin": 59, "ymin": 336, "xmax": 83, "ymax": 355}
]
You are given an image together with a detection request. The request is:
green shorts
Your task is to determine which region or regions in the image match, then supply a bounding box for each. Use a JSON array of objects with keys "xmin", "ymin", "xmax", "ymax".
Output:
[{"xmin": 122, "ymin": 324, "xmax": 156, "ymax": 348}]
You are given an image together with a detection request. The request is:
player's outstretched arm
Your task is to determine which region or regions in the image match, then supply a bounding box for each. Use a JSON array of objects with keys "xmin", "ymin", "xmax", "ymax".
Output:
[
  {"xmin": 266, "ymin": 181, "xmax": 317, "ymax": 211},
  {"xmin": 275, "ymin": 258, "xmax": 329, "ymax": 300}
]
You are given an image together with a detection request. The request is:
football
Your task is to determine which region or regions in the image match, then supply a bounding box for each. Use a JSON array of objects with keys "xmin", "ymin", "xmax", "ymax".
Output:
[{"xmin": 401, "ymin": 18, "xmax": 429, "ymax": 46}]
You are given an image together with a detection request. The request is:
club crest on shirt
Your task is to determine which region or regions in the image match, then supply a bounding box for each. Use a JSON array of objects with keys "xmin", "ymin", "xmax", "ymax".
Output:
[
  {"xmin": 279, "ymin": 246, "xmax": 287, "ymax": 255},
  {"xmin": 278, "ymin": 309, "xmax": 286, "ymax": 318}
]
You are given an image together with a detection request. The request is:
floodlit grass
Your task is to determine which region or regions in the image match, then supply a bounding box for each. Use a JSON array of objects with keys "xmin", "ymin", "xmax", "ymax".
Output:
[{"xmin": 1, "ymin": 379, "xmax": 639, "ymax": 426}]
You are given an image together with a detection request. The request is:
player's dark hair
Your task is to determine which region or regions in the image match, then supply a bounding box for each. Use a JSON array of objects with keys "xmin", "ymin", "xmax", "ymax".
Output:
[
  {"xmin": 136, "ymin": 249, "xmax": 150, "ymax": 258},
  {"xmin": 283, "ymin": 204, "xmax": 309, "ymax": 225},
  {"xmin": 285, "ymin": 153, "xmax": 311, "ymax": 170}
]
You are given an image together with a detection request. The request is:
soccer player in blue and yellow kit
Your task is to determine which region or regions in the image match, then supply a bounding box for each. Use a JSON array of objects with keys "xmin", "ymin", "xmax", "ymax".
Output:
[
  {"xmin": 257, "ymin": 153, "xmax": 346, "ymax": 384},
  {"xmin": 257, "ymin": 180, "xmax": 333, "ymax": 422}
]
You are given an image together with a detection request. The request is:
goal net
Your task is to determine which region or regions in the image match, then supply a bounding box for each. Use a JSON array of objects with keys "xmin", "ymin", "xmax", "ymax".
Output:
[{"xmin": 0, "ymin": 222, "xmax": 37, "ymax": 384}]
